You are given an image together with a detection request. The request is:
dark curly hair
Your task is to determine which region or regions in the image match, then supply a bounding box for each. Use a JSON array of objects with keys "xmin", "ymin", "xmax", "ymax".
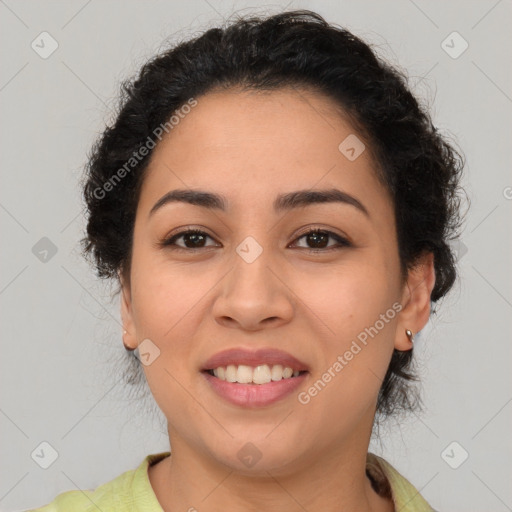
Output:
[{"xmin": 80, "ymin": 9, "xmax": 466, "ymax": 420}]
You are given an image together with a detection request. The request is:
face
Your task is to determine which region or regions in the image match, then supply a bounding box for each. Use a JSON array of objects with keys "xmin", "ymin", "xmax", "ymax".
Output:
[{"xmin": 121, "ymin": 87, "xmax": 434, "ymax": 476}]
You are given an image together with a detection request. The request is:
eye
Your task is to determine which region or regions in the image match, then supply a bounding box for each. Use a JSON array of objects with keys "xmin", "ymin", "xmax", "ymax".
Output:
[
  {"xmin": 160, "ymin": 229, "xmax": 218, "ymax": 251},
  {"xmin": 290, "ymin": 228, "xmax": 351, "ymax": 252},
  {"xmin": 159, "ymin": 227, "xmax": 351, "ymax": 253}
]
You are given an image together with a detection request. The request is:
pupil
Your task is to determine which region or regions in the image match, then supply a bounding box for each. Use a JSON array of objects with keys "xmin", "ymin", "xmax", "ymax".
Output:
[
  {"xmin": 185, "ymin": 233, "xmax": 205, "ymax": 248},
  {"xmin": 308, "ymin": 231, "xmax": 328, "ymax": 248}
]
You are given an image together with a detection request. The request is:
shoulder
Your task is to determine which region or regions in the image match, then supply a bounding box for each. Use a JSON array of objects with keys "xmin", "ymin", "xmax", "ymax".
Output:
[
  {"xmin": 367, "ymin": 452, "xmax": 436, "ymax": 512},
  {"xmin": 27, "ymin": 467, "xmax": 136, "ymax": 512},
  {"xmin": 27, "ymin": 452, "xmax": 170, "ymax": 512}
]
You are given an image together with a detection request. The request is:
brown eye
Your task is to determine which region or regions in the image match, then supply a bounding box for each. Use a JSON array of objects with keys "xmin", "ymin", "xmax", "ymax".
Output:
[
  {"xmin": 292, "ymin": 229, "xmax": 351, "ymax": 251},
  {"xmin": 161, "ymin": 229, "xmax": 218, "ymax": 250}
]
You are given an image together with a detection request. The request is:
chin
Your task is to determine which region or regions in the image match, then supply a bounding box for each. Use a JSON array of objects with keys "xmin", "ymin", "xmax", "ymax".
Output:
[{"xmin": 207, "ymin": 436, "xmax": 307, "ymax": 476}]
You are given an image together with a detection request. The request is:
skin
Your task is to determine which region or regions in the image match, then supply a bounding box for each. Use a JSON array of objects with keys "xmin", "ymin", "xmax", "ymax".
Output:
[{"xmin": 120, "ymin": 87, "xmax": 436, "ymax": 511}]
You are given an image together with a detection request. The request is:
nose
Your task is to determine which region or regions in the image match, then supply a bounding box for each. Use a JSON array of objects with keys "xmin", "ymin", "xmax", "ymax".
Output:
[{"xmin": 212, "ymin": 247, "xmax": 294, "ymax": 331}]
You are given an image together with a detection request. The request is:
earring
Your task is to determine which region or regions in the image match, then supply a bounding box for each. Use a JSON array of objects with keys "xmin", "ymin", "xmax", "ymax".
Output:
[
  {"xmin": 405, "ymin": 329, "xmax": 414, "ymax": 344},
  {"xmin": 122, "ymin": 329, "xmax": 135, "ymax": 352}
]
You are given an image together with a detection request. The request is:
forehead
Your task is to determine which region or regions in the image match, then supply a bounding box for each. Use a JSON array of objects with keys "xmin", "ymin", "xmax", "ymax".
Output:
[{"xmin": 138, "ymin": 87, "xmax": 390, "ymax": 216}]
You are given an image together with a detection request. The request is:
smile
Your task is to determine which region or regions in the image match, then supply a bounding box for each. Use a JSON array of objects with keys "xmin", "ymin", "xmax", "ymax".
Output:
[
  {"xmin": 202, "ymin": 366, "xmax": 309, "ymax": 408},
  {"xmin": 206, "ymin": 363, "xmax": 307, "ymax": 385}
]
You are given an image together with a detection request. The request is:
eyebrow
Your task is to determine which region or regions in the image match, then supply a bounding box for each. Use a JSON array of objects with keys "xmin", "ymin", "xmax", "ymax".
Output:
[{"xmin": 149, "ymin": 188, "xmax": 369, "ymax": 217}]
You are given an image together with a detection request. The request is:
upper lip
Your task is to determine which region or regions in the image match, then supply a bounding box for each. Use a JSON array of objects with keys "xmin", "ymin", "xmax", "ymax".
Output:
[{"xmin": 202, "ymin": 348, "xmax": 310, "ymax": 372}]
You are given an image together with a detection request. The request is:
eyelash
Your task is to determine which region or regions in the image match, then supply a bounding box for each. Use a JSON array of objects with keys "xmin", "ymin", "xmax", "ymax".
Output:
[{"xmin": 159, "ymin": 227, "xmax": 351, "ymax": 253}]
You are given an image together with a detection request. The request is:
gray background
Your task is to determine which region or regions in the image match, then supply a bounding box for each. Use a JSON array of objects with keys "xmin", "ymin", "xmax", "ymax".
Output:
[{"xmin": 1, "ymin": 1, "xmax": 511, "ymax": 510}]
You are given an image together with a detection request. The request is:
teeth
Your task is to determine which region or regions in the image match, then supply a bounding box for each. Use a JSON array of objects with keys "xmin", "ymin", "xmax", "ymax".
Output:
[
  {"xmin": 253, "ymin": 364, "xmax": 271, "ymax": 384},
  {"xmin": 225, "ymin": 365, "xmax": 237, "ymax": 382},
  {"xmin": 210, "ymin": 364, "xmax": 302, "ymax": 384},
  {"xmin": 237, "ymin": 364, "xmax": 253, "ymax": 384},
  {"xmin": 271, "ymin": 364, "xmax": 283, "ymax": 381}
]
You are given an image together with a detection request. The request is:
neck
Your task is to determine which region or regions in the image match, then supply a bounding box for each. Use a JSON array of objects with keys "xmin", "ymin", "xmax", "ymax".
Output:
[{"xmin": 149, "ymin": 426, "xmax": 394, "ymax": 512}]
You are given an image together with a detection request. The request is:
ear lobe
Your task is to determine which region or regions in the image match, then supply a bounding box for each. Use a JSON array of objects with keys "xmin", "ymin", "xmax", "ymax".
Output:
[
  {"xmin": 395, "ymin": 251, "xmax": 436, "ymax": 351},
  {"xmin": 120, "ymin": 273, "xmax": 137, "ymax": 351}
]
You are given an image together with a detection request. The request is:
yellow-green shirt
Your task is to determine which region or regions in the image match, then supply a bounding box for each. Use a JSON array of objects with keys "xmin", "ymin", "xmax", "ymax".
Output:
[{"xmin": 28, "ymin": 452, "xmax": 435, "ymax": 511}]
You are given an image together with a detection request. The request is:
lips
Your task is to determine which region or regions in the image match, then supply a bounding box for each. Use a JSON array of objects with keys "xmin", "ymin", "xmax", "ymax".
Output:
[
  {"xmin": 201, "ymin": 347, "xmax": 310, "ymax": 407},
  {"xmin": 202, "ymin": 370, "xmax": 308, "ymax": 407},
  {"xmin": 201, "ymin": 347, "xmax": 310, "ymax": 372}
]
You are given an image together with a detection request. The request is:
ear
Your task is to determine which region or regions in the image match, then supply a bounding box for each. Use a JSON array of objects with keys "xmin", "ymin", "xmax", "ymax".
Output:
[
  {"xmin": 120, "ymin": 271, "xmax": 138, "ymax": 350},
  {"xmin": 395, "ymin": 251, "xmax": 436, "ymax": 351}
]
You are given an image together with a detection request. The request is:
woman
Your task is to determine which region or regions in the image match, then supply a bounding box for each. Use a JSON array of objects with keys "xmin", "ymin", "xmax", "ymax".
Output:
[{"xmin": 32, "ymin": 9, "xmax": 464, "ymax": 511}]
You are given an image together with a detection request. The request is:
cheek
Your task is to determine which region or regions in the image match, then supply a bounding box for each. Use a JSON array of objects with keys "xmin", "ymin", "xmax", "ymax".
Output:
[
  {"xmin": 130, "ymin": 258, "xmax": 209, "ymax": 339},
  {"xmin": 295, "ymin": 257, "xmax": 398, "ymax": 340},
  {"xmin": 130, "ymin": 264, "xmax": 210, "ymax": 421},
  {"xmin": 295, "ymin": 278, "xmax": 397, "ymax": 440},
  {"xmin": 294, "ymin": 259, "xmax": 397, "ymax": 402}
]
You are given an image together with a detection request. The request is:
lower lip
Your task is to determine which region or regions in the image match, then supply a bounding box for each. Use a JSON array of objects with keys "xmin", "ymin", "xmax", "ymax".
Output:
[{"xmin": 202, "ymin": 371, "xmax": 308, "ymax": 408}]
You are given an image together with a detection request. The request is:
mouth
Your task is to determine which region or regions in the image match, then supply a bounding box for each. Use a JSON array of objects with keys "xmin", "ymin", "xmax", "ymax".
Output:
[
  {"xmin": 202, "ymin": 364, "xmax": 308, "ymax": 385},
  {"xmin": 202, "ymin": 368, "xmax": 309, "ymax": 408},
  {"xmin": 200, "ymin": 348, "xmax": 310, "ymax": 407}
]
